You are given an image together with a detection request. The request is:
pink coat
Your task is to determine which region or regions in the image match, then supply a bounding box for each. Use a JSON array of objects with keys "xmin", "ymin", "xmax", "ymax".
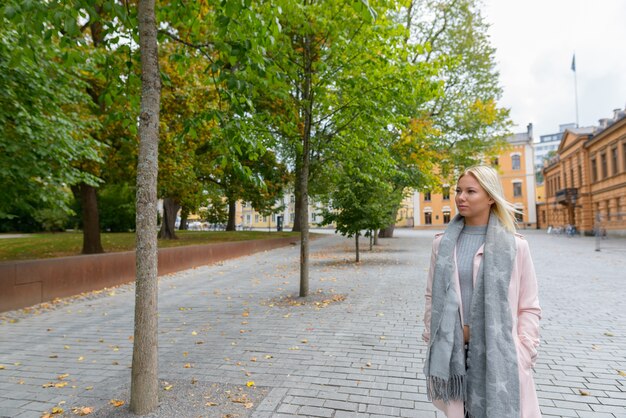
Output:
[{"xmin": 423, "ymin": 233, "xmax": 542, "ymax": 418}]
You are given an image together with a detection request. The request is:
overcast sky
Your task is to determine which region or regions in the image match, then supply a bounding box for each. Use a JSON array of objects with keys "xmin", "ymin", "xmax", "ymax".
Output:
[{"xmin": 482, "ymin": 0, "xmax": 626, "ymax": 141}]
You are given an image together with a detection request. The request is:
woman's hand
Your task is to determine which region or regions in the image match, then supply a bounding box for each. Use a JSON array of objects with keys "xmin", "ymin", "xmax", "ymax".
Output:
[{"xmin": 464, "ymin": 325, "xmax": 470, "ymax": 344}]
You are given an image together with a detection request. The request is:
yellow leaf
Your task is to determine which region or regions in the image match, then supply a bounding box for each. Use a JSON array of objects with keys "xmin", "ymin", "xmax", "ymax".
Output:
[
  {"xmin": 78, "ymin": 357, "xmax": 84, "ymax": 362},
  {"xmin": 72, "ymin": 406, "xmax": 94, "ymax": 415},
  {"xmin": 184, "ymin": 363, "xmax": 192, "ymax": 368},
  {"xmin": 244, "ymin": 402, "xmax": 254, "ymax": 409},
  {"xmin": 578, "ymin": 389, "xmax": 590, "ymax": 396},
  {"xmin": 301, "ymin": 339, "xmax": 308, "ymax": 344},
  {"xmin": 604, "ymin": 332, "xmax": 614, "ymax": 337},
  {"xmin": 182, "ymin": 352, "xmax": 188, "ymax": 357},
  {"xmin": 85, "ymin": 386, "xmax": 93, "ymax": 390},
  {"xmin": 64, "ymin": 346, "xmax": 70, "ymax": 350},
  {"xmin": 618, "ymin": 370, "xmax": 626, "ymax": 377},
  {"xmin": 250, "ymin": 357, "xmax": 257, "ymax": 362},
  {"xmin": 54, "ymin": 382, "xmax": 67, "ymax": 388},
  {"xmin": 164, "ymin": 385, "xmax": 173, "ymax": 391},
  {"xmin": 51, "ymin": 406, "xmax": 64, "ymax": 414},
  {"xmin": 110, "ymin": 399, "xmax": 125, "ymax": 407},
  {"xmin": 242, "ymin": 311, "xmax": 249, "ymax": 317},
  {"xmin": 288, "ymin": 346, "xmax": 299, "ymax": 350},
  {"xmin": 191, "ymin": 331, "xmax": 198, "ymax": 336},
  {"xmin": 0, "ymin": 365, "xmax": 4, "ymax": 370},
  {"xmin": 264, "ymin": 355, "xmax": 273, "ymax": 359},
  {"xmin": 57, "ymin": 373, "xmax": 69, "ymax": 380},
  {"xmin": 206, "ymin": 402, "xmax": 218, "ymax": 406},
  {"xmin": 246, "ymin": 381, "xmax": 255, "ymax": 387}
]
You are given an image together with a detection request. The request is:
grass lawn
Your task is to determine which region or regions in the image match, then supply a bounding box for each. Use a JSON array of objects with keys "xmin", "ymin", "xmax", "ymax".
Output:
[{"xmin": 0, "ymin": 230, "xmax": 301, "ymax": 262}]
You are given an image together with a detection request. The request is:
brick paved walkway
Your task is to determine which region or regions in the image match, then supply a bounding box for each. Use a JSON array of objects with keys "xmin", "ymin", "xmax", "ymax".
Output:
[{"xmin": 0, "ymin": 230, "xmax": 625, "ymax": 417}]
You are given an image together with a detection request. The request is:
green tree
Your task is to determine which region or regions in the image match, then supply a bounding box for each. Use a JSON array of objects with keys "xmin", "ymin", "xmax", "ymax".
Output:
[{"xmin": 0, "ymin": 14, "xmax": 101, "ymax": 225}]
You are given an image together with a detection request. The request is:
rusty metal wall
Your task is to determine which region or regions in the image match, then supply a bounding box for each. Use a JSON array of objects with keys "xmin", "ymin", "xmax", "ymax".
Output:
[{"xmin": 0, "ymin": 237, "xmax": 297, "ymax": 313}]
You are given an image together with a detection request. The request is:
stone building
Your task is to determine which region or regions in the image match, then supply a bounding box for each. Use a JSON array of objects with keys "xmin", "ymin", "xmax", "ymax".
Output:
[{"xmin": 542, "ymin": 107, "xmax": 626, "ymax": 236}]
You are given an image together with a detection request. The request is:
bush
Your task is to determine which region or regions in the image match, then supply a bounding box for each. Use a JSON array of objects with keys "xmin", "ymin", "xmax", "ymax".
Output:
[{"xmin": 99, "ymin": 183, "xmax": 136, "ymax": 232}]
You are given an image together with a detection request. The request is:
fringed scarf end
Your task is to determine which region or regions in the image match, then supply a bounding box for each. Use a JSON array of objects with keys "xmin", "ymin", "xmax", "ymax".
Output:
[{"xmin": 426, "ymin": 375, "xmax": 466, "ymax": 404}]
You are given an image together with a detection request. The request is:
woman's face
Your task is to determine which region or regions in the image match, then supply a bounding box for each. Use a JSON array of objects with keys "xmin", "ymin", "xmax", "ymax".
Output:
[{"xmin": 455, "ymin": 174, "xmax": 494, "ymax": 225}]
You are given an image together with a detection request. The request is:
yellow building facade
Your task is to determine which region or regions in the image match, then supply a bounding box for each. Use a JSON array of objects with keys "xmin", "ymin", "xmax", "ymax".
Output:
[{"xmin": 412, "ymin": 126, "xmax": 538, "ymax": 229}]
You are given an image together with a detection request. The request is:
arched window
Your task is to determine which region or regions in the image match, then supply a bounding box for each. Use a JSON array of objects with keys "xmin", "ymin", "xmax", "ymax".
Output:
[{"xmin": 512, "ymin": 154, "xmax": 521, "ymax": 170}]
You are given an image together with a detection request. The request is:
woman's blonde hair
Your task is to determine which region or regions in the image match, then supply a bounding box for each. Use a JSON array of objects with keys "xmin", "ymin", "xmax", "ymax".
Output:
[{"xmin": 458, "ymin": 165, "xmax": 519, "ymax": 233}]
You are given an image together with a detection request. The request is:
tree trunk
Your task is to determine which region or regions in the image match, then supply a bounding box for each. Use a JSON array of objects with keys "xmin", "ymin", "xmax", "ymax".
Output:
[
  {"xmin": 355, "ymin": 234, "xmax": 360, "ymax": 262},
  {"xmin": 226, "ymin": 199, "xmax": 237, "ymax": 231},
  {"xmin": 369, "ymin": 230, "xmax": 373, "ymax": 251},
  {"xmin": 130, "ymin": 0, "xmax": 160, "ymax": 414},
  {"xmin": 379, "ymin": 224, "xmax": 395, "ymax": 238},
  {"xmin": 292, "ymin": 163, "xmax": 302, "ymax": 232},
  {"xmin": 299, "ymin": 33, "xmax": 313, "ymax": 298},
  {"xmin": 79, "ymin": 184, "xmax": 104, "ymax": 254},
  {"xmin": 179, "ymin": 208, "xmax": 188, "ymax": 230},
  {"xmin": 373, "ymin": 229, "xmax": 379, "ymax": 246},
  {"xmin": 158, "ymin": 197, "xmax": 179, "ymax": 239}
]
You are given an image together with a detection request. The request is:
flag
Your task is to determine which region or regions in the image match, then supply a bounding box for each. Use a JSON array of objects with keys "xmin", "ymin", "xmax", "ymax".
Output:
[{"xmin": 571, "ymin": 54, "xmax": 576, "ymax": 72}]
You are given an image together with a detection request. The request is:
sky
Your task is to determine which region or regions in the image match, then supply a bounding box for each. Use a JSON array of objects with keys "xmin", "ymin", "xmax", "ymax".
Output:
[{"xmin": 482, "ymin": 0, "xmax": 626, "ymax": 141}]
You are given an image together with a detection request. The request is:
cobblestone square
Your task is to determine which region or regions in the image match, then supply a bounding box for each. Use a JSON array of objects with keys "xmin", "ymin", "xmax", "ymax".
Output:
[{"xmin": 0, "ymin": 230, "xmax": 625, "ymax": 417}]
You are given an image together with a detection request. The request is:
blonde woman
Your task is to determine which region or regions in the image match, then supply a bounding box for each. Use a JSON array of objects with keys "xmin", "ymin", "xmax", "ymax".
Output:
[{"xmin": 422, "ymin": 165, "xmax": 542, "ymax": 418}]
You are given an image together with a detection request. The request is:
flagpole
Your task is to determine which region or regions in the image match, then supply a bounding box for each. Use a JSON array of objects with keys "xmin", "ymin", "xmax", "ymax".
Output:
[{"xmin": 572, "ymin": 53, "xmax": 579, "ymax": 127}]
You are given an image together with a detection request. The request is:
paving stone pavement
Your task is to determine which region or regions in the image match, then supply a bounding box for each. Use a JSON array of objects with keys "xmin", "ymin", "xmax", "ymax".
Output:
[{"xmin": 0, "ymin": 229, "xmax": 625, "ymax": 418}]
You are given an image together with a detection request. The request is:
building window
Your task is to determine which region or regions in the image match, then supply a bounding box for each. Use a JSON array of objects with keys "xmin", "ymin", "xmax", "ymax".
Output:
[
  {"xmin": 443, "ymin": 211, "xmax": 451, "ymax": 224},
  {"xmin": 425, "ymin": 212, "xmax": 432, "ymax": 225},
  {"xmin": 255, "ymin": 214, "xmax": 260, "ymax": 223},
  {"xmin": 591, "ymin": 158, "xmax": 597, "ymax": 182},
  {"xmin": 290, "ymin": 212, "xmax": 295, "ymax": 223},
  {"xmin": 601, "ymin": 152, "xmax": 608, "ymax": 178},
  {"xmin": 424, "ymin": 192, "xmax": 431, "ymax": 201},
  {"xmin": 578, "ymin": 165, "xmax": 582, "ymax": 186},
  {"xmin": 512, "ymin": 154, "xmax": 521, "ymax": 170},
  {"xmin": 272, "ymin": 214, "xmax": 277, "ymax": 222},
  {"xmin": 442, "ymin": 189, "xmax": 450, "ymax": 200},
  {"xmin": 611, "ymin": 146, "xmax": 618, "ymax": 176},
  {"xmin": 513, "ymin": 182, "xmax": 522, "ymax": 197},
  {"xmin": 515, "ymin": 210, "xmax": 524, "ymax": 223}
]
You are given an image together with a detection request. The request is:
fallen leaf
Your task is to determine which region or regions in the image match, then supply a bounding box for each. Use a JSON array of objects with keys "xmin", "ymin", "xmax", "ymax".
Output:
[
  {"xmin": 206, "ymin": 402, "xmax": 218, "ymax": 406},
  {"xmin": 164, "ymin": 385, "xmax": 173, "ymax": 391},
  {"xmin": 301, "ymin": 339, "xmax": 308, "ymax": 344},
  {"xmin": 604, "ymin": 332, "xmax": 614, "ymax": 337},
  {"xmin": 264, "ymin": 355, "xmax": 273, "ymax": 359},
  {"xmin": 0, "ymin": 365, "xmax": 4, "ymax": 370},
  {"xmin": 191, "ymin": 331, "xmax": 198, "ymax": 336},
  {"xmin": 244, "ymin": 402, "xmax": 254, "ymax": 409},
  {"xmin": 183, "ymin": 352, "xmax": 188, "ymax": 357},
  {"xmin": 242, "ymin": 311, "xmax": 249, "ymax": 317},
  {"xmin": 64, "ymin": 346, "xmax": 70, "ymax": 350},
  {"xmin": 54, "ymin": 382, "xmax": 68, "ymax": 388},
  {"xmin": 246, "ymin": 381, "xmax": 255, "ymax": 387},
  {"xmin": 110, "ymin": 399, "xmax": 125, "ymax": 407},
  {"xmin": 578, "ymin": 389, "xmax": 590, "ymax": 396},
  {"xmin": 288, "ymin": 346, "xmax": 299, "ymax": 350},
  {"xmin": 184, "ymin": 363, "xmax": 192, "ymax": 368},
  {"xmin": 366, "ymin": 362, "xmax": 372, "ymax": 367},
  {"xmin": 250, "ymin": 357, "xmax": 257, "ymax": 362},
  {"xmin": 71, "ymin": 406, "xmax": 94, "ymax": 415},
  {"xmin": 57, "ymin": 373, "xmax": 69, "ymax": 380},
  {"xmin": 85, "ymin": 386, "xmax": 93, "ymax": 391},
  {"xmin": 618, "ymin": 370, "xmax": 626, "ymax": 377},
  {"xmin": 51, "ymin": 406, "xmax": 64, "ymax": 414},
  {"xmin": 49, "ymin": 355, "xmax": 58, "ymax": 358},
  {"xmin": 191, "ymin": 377, "xmax": 197, "ymax": 384},
  {"xmin": 77, "ymin": 357, "xmax": 84, "ymax": 362}
]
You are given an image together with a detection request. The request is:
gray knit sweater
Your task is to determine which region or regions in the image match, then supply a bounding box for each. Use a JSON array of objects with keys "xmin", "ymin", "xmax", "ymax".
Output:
[{"xmin": 456, "ymin": 224, "xmax": 487, "ymax": 325}]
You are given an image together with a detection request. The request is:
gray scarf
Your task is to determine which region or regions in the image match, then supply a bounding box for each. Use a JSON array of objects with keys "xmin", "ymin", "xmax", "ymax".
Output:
[{"xmin": 424, "ymin": 213, "xmax": 520, "ymax": 417}]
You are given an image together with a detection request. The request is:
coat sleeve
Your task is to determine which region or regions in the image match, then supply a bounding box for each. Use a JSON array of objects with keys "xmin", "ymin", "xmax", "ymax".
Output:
[
  {"xmin": 422, "ymin": 235, "xmax": 441, "ymax": 343},
  {"xmin": 516, "ymin": 238, "xmax": 542, "ymax": 366}
]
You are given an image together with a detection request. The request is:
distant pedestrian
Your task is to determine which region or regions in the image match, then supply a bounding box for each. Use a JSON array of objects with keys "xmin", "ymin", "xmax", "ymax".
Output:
[{"xmin": 422, "ymin": 165, "xmax": 542, "ymax": 418}]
